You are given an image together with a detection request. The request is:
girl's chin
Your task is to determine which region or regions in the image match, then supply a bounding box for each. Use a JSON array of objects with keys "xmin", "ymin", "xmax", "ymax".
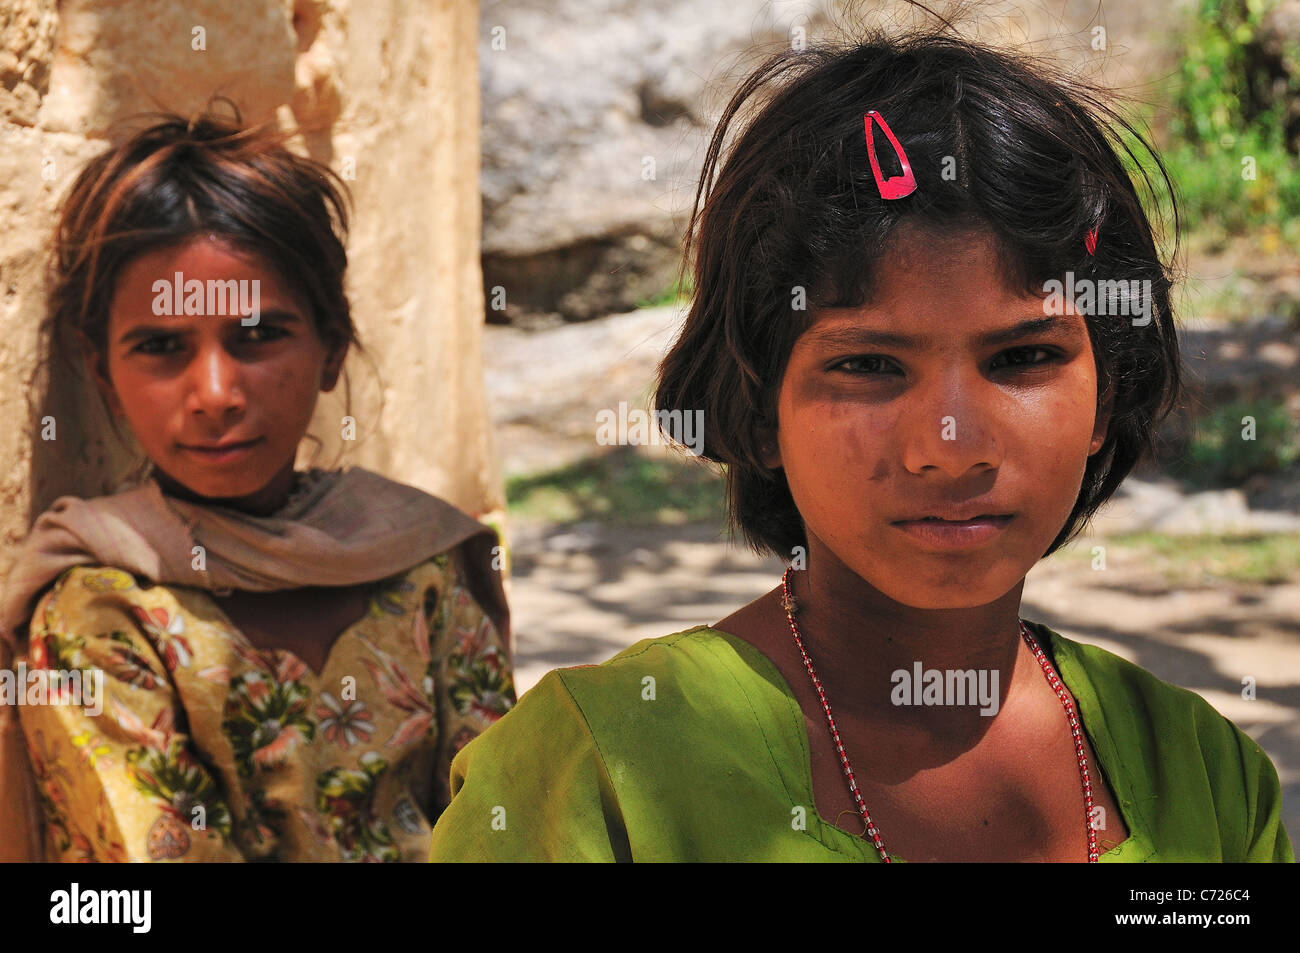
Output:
[
  {"xmin": 154, "ymin": 462, "xmax": 280, "ymax": 506},
  {"xmin": 838, "ymin": 558, "xmax": 1026, "ymax": 607},
  {"xmin": 163, "ymin": 479, "xmax": 264, "ymax": 504}
]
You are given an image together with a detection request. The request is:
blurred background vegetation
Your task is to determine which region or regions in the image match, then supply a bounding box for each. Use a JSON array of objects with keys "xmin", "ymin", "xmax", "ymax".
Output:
[{"xmin": 1163, "ymin": 0, "xmax": 1300, "ymax": 254}]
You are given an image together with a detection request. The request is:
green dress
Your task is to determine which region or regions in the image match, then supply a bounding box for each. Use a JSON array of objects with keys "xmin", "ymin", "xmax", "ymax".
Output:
[{"xmin": 428, "ymin": 622, "xmax": 1293, "ymax": 862}]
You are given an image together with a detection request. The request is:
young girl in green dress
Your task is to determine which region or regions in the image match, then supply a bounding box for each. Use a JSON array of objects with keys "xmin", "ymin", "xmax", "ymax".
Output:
[
  {"xmin": 429, "ymin": 29, "xmax": 1292, "ymax": 862},
  {"xmin": 0, "ymin": 106, "xmax": 515, "ymax": 861}
]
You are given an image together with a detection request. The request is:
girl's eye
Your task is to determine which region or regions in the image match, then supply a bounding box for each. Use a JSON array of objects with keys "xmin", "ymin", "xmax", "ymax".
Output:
[
  {"xmin": 133, "ymin": 335, "xmax": 179, "ymax": 355},
  {"xmin": 990, "ymin": 346, "xmax": 1058, "ymax": 371},
  {"xmin": 830, "ymin": 355, "xmax": 899, "ymax": 375},
  {"xmin": 244, "ymin": 324, "xmax": 289, "ymax": 344},
  {"xmin": 132, "ymin": 325, "xmax": 289, "ymax": 354},
  {"xmin": 830, "ymin": 347, "xmax": 1060, "ymax": 377}
]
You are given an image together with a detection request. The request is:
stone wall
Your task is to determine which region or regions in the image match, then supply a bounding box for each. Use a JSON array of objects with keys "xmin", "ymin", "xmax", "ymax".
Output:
[{"xmin": 0, "ymin": 0, "xmax": 502, "ymax": 575}]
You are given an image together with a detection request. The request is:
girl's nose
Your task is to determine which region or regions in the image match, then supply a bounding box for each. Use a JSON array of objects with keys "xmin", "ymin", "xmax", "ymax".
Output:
[
  {"xmin": 188, "ymin": 345, "xmax": 247, "ymax": 420},
  {"xmin": 900, "ymin": 370, "xmax": 1003, "ymax": 477}
]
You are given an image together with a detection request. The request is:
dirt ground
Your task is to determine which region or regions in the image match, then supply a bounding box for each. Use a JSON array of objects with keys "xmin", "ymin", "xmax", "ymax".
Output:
[{"xmin": 484, "ymin": 304, "xmax": 1300, "ymax": 844}]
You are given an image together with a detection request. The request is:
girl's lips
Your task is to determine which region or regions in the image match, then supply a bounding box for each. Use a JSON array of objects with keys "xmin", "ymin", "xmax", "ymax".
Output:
[
  {"xmin": 181, "ymin": 438, "xmax": 261, "ymax": 463},
  {"xmin": 890, "ymin": 515, "xmax": 1014, "ymax": 549}
]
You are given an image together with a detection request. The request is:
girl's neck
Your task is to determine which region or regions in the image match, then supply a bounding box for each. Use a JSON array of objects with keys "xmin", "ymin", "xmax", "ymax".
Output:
[
  {"xmin": 794, "ymin": 551, "xmax": 1026, "ymax": 677},
  {"xmin": 769, "ymin": 541, "xmax": 1036, "ymax": 738}
]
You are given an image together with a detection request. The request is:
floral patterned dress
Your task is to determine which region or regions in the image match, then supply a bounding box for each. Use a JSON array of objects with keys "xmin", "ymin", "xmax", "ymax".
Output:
[{"xmin": 16, "ymin": 550, "xmax": 514, "ymax": 861}]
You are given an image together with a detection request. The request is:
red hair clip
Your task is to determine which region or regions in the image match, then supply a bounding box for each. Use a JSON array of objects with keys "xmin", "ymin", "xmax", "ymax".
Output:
[
  {"xmin": 1085, "ymin": 226, "xmax": 1098, "ymax": 255},
  {"xmin": 864, "ymin": 110, "xmax": 916, "ymax": 200}
]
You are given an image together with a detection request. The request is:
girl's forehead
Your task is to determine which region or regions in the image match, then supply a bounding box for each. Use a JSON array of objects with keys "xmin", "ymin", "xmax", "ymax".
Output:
[
  {"xmin": 114, "ymin": 237, "xmax": 298, "ymax": 296},
  {"xmin": 802, "ymin": 230, "xmax": 1087, "ymax": 348},
  {"xmin": 875, "ymin": 222, "xmax": 1006, "ymax": 275},
  {"xmin": 134, "ymin": 234, "xmax": 273, "ymax": 273},
  {"xmin": 107, "ymin": 236, "xmax": 310, "ymax": 326},
  {"xmin": 831, "ymin": 236, "xmax": 1043, "ymax": 316}
]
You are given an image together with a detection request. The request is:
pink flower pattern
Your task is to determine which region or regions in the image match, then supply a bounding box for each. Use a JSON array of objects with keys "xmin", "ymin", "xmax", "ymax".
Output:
[
  {"xmin": 316, "ymin": 692, "xmax": 376, "ymax": 750},
  {"xmin": 130, "ymin": 605, "xmax": 193, "ymax": 671}
]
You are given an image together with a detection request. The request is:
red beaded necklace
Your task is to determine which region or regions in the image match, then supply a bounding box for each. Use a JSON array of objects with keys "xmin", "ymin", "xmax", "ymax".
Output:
[{"xmin": 779, "ymin": 566, "xmax": 1099, "ymax": 863}]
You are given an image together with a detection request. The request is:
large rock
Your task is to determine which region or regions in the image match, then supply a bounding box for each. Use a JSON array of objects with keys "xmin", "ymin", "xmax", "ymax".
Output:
[
  {"xmin": 479, "ymin": 0, "xmax": 837, "ymax": 325},
  {"xmin": 477, "ymin": 0, "xmax": 1180, "ymax": 326}
]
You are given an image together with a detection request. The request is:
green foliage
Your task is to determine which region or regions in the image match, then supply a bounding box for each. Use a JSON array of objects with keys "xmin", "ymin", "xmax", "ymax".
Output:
[
  {"xmin": 1105, "ymin": 531, "xmax": 1300, "ymax": 585},
  {"xmin": 635, "ymin": 272, "xmax": 694, "ymax": 309},
  {"xmin": 1157, "ymin": 0, "xmax": 1300, "ymax": 243},
  {"xmin": 506, "ymin": 446, "xmax": 724, "ymax": 526},
  {"xmin": 1168, "ymin": 398, "xmax": 1300, "ymax": 486}
]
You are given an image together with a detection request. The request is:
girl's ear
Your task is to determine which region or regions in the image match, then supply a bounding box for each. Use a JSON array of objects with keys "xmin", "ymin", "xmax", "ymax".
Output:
[
  {"xmin": 80, "ymin": 337, "xmax": 124, "ymax": 418},
  {"xmin": 320, "ymin": 338, "xmax": 350, "ymax": 392},
  {"xmin": 1089, "ymin": 383, "xmax": 1114, "ymax": 456},
  {"xmin": 756, "ymin": 420, "xmax": 782, "ymax": 469}
]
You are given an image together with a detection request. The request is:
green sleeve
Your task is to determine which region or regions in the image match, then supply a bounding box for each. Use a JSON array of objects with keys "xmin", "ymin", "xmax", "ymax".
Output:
[
  {"xmin": 428, "ymin": 670, "xmax": 632, "ymax": 861},
  {"xmin": 1231, "ymin": 721, "xmax": 1294, "ymax": 862}
]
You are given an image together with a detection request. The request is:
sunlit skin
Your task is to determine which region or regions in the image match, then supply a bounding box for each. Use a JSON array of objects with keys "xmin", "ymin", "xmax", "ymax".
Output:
[
  {"xmin": 715, "ymin": 223, "xmax": 1127, "ymax": 860},
  {"xmin": 85, "ymin": 234, "xmax": 347, "ymax": 517}
]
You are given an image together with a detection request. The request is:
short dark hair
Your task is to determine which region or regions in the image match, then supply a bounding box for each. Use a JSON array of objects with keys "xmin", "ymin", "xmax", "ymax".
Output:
[
  {"xmin": 655, "ymin": 27, "xmax": 1185, "ymax": 561},
  {"xmin": 43, "ymin": 98, "xmax": 361, "ymax": 448}
]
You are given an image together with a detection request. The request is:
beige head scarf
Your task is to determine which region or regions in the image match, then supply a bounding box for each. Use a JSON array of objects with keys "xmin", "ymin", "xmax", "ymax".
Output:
[{"xmin": 0, "ymin": 466, "xmax": 508, "ymax": 860}]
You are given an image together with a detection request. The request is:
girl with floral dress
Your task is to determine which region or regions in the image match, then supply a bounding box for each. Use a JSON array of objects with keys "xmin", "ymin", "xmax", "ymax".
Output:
[{"xmin": 0, "ymin": 105, "xmax": 514, "ymax": 862}]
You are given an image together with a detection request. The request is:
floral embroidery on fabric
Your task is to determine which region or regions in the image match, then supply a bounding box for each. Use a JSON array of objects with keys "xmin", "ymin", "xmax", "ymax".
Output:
[
  {"xmin": 316, "ymin": 751, "xmax": 398, "ymax": 862},
  {"xmin": 196, "ymin": 664, "xmax": 230, "ymax": 685},
  {"xmin": 145, "ymin": 813, "xmax": 191, "ymax": 859},
  {"xmin": 27, "ymin": 729, "xmax": 76, "ymax": 855},
  {"xmin": 359, "ymin": 636, "xmax": 434, "ymax": 747},
  {"xmin": 20, "ymin": 554, "xmax": 515, "ymax": 861},
  {"xmin": 222, "ymin": 666, "xmax": 316, "ymax": 774},
  {"xmin": 62, "ymin": 790, "xmax": 129, "ymax": 863},
  {"xmin": 71, "ymin": 730, "xmax": 113, "ymax": 769},
  {"xmin": 392, "ymin": 796, "xmax": 425, "ymax": 835},
  {"xmin": 79, "ymin": 568, "xmax": 137, "ymax": 593},
  {"xmin": 316, "ymin": 691, "xmax": 375, "ymax": 749},
  {"xmin": 448, "ymin": 725, "xmax": 478, "ymax": 756},
  {"xmin": 424, "ymin": 579, "xmax": 515, "ymax": 723},
  {"xmin": 103, "ymin": 630, "xmax": 166, "ymax": 689},
  {"xmin": 294, "ymin": 804, "xmax": 334, "ymax": 847},
  {"xmin": 130, "ymin": 605, "xmax": 193, "ymax": 671},
  {"xmin": 110, "ymin": 697, "xmax": 174, "ymax": 749},
  {"xmin": 126, "ymin": 738, "xmax": 234, "ymax": 840},
  {"xmin": 368, "ymin": 574, "xmax": 416, "ymax": 619},
  {"xmin": 28, "ymin": 629, "xmax": 93, "ymax": 687},
  {"xmin": 447, "ymin": 615, "xmax": 514, "ymax": 722},
  {"xmin": 236, "ymin": 789, "xmax": 288, "ymax": 855}
]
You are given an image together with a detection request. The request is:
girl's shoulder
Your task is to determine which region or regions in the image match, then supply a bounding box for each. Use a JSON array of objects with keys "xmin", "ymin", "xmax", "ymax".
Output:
[
  {"xmin": 546, "ymin": 624, "xmax": 781, "ymax": 703},
  {"xmin": 33, "ymin": 564, "xmax": 152, "ymax": 616},
  {"xmin": 532, "ymin": 620, "xmax": 1270, "ymax": 762},
  {"xmin": 1038, "ymin": 621, "xmax": 1260, "ymax": 749},
  {"xmin": 476, "ymin": 625, "xmax": 796, "ymax": 763},
  {"xmin": 437, "ymin": 627, "xmax": 816, "ymax": 861},
  {"xmin": 1036, "ymin": 621, "xmax": 1291, "ymax": 861}
]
